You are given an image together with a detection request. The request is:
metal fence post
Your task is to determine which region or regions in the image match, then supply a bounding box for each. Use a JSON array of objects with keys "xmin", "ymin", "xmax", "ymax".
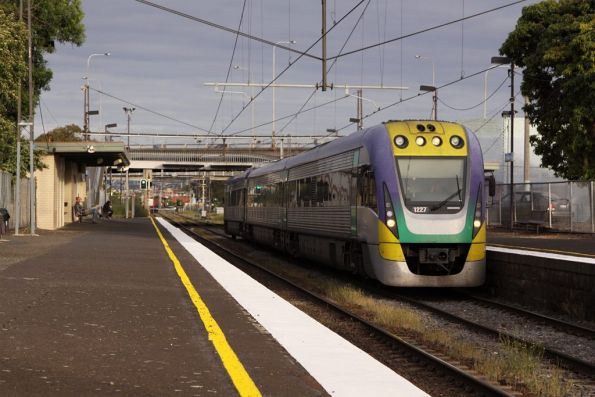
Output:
[
  {"xmin": 569, "ymin": 181, "xmax": 573, "ymax": 232},
  {"xmin": 548, "ymin": 183, "xmax": 552, "ymax": 228},
  {"xmin": 589, "ymin": 181, "xmax": 595, "ymax": 233}
]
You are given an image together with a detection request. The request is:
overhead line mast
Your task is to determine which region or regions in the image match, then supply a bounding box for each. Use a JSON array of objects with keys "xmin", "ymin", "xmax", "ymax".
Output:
[{"xmin": 322, "ymin": 0, "xmax": 328, "ymax": 92}]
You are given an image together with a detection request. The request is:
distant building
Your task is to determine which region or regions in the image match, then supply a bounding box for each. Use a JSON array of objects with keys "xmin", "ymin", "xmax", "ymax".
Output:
[{"xmin": 460, "ymin": 117, "xmax": 563, "ymax": 184}]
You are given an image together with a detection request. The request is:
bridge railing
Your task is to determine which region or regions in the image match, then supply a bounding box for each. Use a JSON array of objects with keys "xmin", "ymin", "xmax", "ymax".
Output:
[
  {"xmin": 487, "ymin": 181, "xmax": 595, "ymax": 233},
  {"xmin": 128, "ymin": 149, "xmax": 278, "ymax": 164}
]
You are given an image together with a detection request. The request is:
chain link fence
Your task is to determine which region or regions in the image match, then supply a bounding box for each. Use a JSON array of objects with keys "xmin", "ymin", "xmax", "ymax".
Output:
[
  {"xmin": 0, "ymin": 171, "xmax": 30, "ymax": 231},
  {"xmin": 487, "ymin": 181, "xmax": 595, "ymax": 233}
]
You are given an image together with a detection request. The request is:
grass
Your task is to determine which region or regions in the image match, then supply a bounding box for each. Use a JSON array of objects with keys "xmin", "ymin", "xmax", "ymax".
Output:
[
  {"xmin": 195, "ymin": 218, "xmax": 576, "ymax": 396},
  {"xmin": 291, "ymin": 275, "xmax": 574, "ymax": 396}
]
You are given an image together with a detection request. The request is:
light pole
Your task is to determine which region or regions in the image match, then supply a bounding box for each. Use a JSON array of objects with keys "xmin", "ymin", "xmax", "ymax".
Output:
[
  {"xmin": 415, "ymin": 55, "xmax": 435, "ymax": 87},
  {"xmin": 419, "ymin": 85, "xmax": 437, "ymax": 120},
  {"xmin": 483, "ymin": 65, "xmax": 508, "ymax": 119},
  {"xmin": 83, "ymin": 52, "xmax": 109, "ymax": 139},
  {"xmin": 416, "ymin": 55, "xmax": 437, "ymax": 120},
  {"xmin": 491, "ymin": 56, "xmax": 514, "ymax": 230},
  {"xmin": 122, "ymin": 107, "xmax": 135, "ymax": 149},
  {"xmin": 104, "ymin": 123, "xmax": 117, "ymax": 142},
  {"xmin": 272, "ymin": 40, "xmax": 296, "ymax": 149}
]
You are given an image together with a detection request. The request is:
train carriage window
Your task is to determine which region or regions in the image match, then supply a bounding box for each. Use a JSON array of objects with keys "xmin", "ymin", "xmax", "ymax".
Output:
[{"xmin": 359, "ymin": 168, "xmax": 377, "ymax": 212}]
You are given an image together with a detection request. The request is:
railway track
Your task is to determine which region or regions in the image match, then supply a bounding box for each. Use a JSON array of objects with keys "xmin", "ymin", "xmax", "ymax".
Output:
[
  {"xmin": 380, "ymin": 289, "xmax": 595, "ymax": 377},
  {"xmin": 160, "ymin": 213, "xmax": 519, "ymax": 397}
]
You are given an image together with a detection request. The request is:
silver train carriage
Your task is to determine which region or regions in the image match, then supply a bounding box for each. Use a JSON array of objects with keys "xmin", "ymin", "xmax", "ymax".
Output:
[{"xmin": 224, "ymin": 120, "xmax": 494, "ymax": 287}]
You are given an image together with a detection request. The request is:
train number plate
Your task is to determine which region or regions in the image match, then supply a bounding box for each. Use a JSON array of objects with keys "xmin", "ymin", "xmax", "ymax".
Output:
[{"xmin": 413, "ymin": 206, "xmax": 428, "ymax": 213}]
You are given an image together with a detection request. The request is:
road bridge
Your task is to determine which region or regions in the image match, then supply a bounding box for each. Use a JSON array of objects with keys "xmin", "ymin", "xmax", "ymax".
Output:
[{"xmin": 126, "ymin": 146, "xmax": 309, "ymax": 173}]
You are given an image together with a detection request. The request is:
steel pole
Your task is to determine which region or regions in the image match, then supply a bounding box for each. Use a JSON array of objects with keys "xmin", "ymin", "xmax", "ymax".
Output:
[
  {"xmin": 509, "ymin": 63, "xmax": 515, "ymax": 231},
  {"xmin": 28, "ymin": 0, "xmax": 36, "ymax": 235}
]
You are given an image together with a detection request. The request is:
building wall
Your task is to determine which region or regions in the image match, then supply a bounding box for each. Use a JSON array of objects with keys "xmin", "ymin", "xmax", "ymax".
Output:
[
  {"xmin": 36, "ymin": 155, "xmax": 59, "ymax": 230},
  {"xmin": 36, "ymin": 155, "xmax": 86, "ymax": 230}
]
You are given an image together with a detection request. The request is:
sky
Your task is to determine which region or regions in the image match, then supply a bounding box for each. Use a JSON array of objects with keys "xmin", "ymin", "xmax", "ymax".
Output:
[{"xmin": 34, "ymin": 0, "xmax": 539, "ymax": 148}]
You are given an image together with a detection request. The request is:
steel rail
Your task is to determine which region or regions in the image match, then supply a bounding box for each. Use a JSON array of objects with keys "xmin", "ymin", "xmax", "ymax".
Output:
[
  {"xmin": 160, "ymin": 214, "xmax": 516, "ymax": 397},
  {"xmin": 382, "ymin": 290, "xmax": 595, "ymax": 377}
]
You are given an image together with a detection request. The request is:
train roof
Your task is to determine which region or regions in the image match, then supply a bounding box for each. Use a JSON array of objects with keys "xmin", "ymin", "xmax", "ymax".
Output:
[
  {"xmin": 229, "ymin": 120, "xmax": 476, "ymax": 182},
  {"xmin": 246, "ymin": 124, "xmax": 384, "ymax": 178}
]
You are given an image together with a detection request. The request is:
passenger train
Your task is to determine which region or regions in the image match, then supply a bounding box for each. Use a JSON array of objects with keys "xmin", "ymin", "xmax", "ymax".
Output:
[{"xmin": 224, "ymin": 120, "xmax": 494, "ymax": 287}]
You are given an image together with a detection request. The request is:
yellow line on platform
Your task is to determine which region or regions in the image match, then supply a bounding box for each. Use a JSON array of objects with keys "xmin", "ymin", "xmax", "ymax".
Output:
[{"xmin": 149, "ymin": 217, "xmax": 262, "ymax": 397}]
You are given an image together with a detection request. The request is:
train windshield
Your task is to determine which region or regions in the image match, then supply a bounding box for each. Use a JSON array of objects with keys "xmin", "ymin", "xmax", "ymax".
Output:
[{"xmin": 396, "ymin": 157, "xmax": 466, "ymax": 212}]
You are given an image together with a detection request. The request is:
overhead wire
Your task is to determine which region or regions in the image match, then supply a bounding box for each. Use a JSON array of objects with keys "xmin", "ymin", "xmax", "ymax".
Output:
[
  {"xmin": 133, "ymin": 0, "xmax": 320, "ymax": 60},
  {"xmin": 327, "ymin": 0, "xmax": 528, "ymax": 60},
  {"xmin": 437, "ymin": 74, "xmax": 508, "ymax": 111},
  {"xmin": 277, "ymin": 0, "xmax": 372, "ymax": 135},
  {"xmin": 90, "ymin": 87, "xmax": 210, "ymax": 133},
  {"xmin": 326, "ymin": 64, "xmax": 511, "ymax": 138},
  {"xmin": 208, "ymin": 0, "xmax": 247, "ymax": 133},
  {"xmin": 482, "ymin": 89, "xmax": 523, "ymax": 154},
  {"xmin": 218, "ymin": 0, "xmax": 367, "ymax": 136}
]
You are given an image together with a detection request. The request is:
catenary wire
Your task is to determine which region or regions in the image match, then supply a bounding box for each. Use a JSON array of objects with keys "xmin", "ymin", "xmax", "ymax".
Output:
[
  {"xmin": 327, "ymin": 0, "xmax": 528, "ymax": 60},
  {"xmin": 90, "ymin": 87, "xmax": 210, "ymax": 133},
  {"xmin": 133, "ymin": 0, "xmax": 321, "ymax": 61},
  {"xmin": 218, "ymin": 0, "xmax": 367, "ymax": 135},
  {"xmin": 208, "ymin": 0, "xmax": 247, "ymax": 133},
  {"xmin": 326, "ymin": 65, "xmax": 509, "ymax": 138},
  {"xmin": 277, "ymin": 0, "xmax": 373, "ymax": 135},
  {"xmin": 437, "ymin": 75, "xmax": 508, "ymax": 111}
]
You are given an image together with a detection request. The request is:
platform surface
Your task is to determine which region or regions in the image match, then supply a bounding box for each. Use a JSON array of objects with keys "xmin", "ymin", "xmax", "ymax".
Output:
[{"xmin": 0, "ymin": 217, "xmax": 429, "ymax": 397}]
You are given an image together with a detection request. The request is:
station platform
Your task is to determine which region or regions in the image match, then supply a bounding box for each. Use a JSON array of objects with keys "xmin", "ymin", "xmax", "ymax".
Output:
[
  {"xmin": 487, "ymin": 227, "xmax": 595, "ymax": 257},
  {"xmin": 0, "ymin": 217, "xmax": 428, "ymax": 397}
]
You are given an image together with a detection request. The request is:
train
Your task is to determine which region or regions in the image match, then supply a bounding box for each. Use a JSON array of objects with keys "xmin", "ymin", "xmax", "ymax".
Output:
[{"xmin": 224, "ymin": 120, "xmax": 495, "ymax": 287}]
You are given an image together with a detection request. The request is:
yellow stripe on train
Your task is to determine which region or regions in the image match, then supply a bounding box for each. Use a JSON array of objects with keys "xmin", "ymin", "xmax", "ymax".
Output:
[{"xmin": 385, "ymin": 120, "xmax": 469, "ymax": 157}]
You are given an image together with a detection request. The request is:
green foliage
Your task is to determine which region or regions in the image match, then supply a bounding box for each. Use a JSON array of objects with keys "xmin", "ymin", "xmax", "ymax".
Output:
[
  {"xmin": 0, "ymin": 1, "xmax": 85, "ymax": 176},
  {"xmin": 35, "ymin": 123, "xmax": 83, "ymax": 142},
  {"xmin": 500, "ymin": 0, "xmax": 595, "ymax": 180}
]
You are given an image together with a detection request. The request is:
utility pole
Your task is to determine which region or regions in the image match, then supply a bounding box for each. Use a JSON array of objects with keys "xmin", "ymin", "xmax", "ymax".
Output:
[
  {"xmin": 27, "ymin": 0, "xmax": 36, "ymax": 235},
  {"xmin": 356, "ymin": 89, "xmax": 363, "ymax": 130},
  {"xmin": 123, "ymin": 107, "xmax": 135, "ymax": 149},
  {"xmin": 509, "ymin": 62, "xmax": 515, "ymax": 231},
  {"xmin": 14, "ymin": 0, "xmax": 23, "ymax": 236},
  {"xmin": 524, "ymin": 96, "xmax": 531, "ymax": 183},
  {"xmin": 321, "ymin": 0, "xmax": 328, "ymax": 92}
]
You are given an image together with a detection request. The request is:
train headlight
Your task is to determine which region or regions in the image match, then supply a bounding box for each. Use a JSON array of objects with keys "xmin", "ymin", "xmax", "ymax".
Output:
[
  {"xmin": 415, "ymin": 136, "xmax": 426, "ymax": 146},
  {"xmin": 394, "ymin": 135, "xmax": 408, "ymax": 148},
  {"xmin": 383, "ymin": 184, "xmax": 399, "ymax": 238},
  {"xmin": 473, "ymin": 188, "xmax": 483, "ymax": 238},
  {"xmin": 431, "ymin": 136, "xmax": 442, "ymax": 146},
  {"xmin": 450, "ymin": 135, "xmax": 464, "ymax": 148}
]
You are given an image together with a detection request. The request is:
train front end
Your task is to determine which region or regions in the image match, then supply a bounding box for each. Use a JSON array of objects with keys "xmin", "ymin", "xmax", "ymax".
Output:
[{"xmin": 368, "ymin": 120, "xmax": 486, "ymax": 287}]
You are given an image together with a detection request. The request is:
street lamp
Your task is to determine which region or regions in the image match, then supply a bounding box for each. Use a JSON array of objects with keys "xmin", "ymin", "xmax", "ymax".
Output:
[
  {"xmin": 272, "ymin": 40, "xmax": 296, "ymax": 149},
  {"xmin": 105, "ymin": 123, "xmax": 117, "ymax": 142},
  {"xmin": 122, "ymin": 107, "xmax": 135, "ymax": 149},
  {"xmin": 483, "ymin": 65, "xmax": 508, "ymax": 119},
  {"xmin": 419, "ymin": 85, "xmax": 437, "ymax": 120},
  {"xmin": 491, "ymin": 55, "xmax": 514, "ymax": 230},
  {"xmin": 415, "ymin": 54, "xmax": 435, "ymax": 86},
  {"xmin": 416, "ymin": 55, "xmax": 437, "ymax": 120},
  {"xmin": 83, "ymin": 52, "xmax": 110, "ymax": 138}
]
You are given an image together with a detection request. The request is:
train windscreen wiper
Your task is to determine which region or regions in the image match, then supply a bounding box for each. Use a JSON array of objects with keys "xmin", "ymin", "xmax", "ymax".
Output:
[{"xmin": 431, "ymin": 175, "xmax": 462, "ymax": 211}]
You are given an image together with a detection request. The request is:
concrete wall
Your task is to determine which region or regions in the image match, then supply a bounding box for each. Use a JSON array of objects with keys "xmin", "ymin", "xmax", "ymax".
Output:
[{"xmin": 485, "ymin": 251, "xmax": 595, "ymax": 321}]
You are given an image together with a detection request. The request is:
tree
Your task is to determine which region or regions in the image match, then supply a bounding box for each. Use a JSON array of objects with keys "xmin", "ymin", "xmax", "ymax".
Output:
[
  {"xmin": 500, "ymin": 0, "xmax": 595, "ymax": 180},
  {"xmin": 0, "ymin": 8, "xmax": 27, "ymax": 174},
  {"xmin": 35, "ymin": 124, "xmax": 83, "ymax": 143},
  {"xmin": 0, "ymin": 1, "xmax": 85, "ymax": 175}
]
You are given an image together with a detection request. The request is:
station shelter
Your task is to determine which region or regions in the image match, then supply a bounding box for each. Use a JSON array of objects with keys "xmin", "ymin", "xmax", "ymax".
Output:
[{"xmin": 35, "ymin": 142, "xmax": 129, "ymax": 230}]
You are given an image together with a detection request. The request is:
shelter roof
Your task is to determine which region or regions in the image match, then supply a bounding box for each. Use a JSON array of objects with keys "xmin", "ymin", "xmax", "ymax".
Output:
[{"xmin": 39, "ymin": 141, "xmax": 129, "ymax": 167}]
